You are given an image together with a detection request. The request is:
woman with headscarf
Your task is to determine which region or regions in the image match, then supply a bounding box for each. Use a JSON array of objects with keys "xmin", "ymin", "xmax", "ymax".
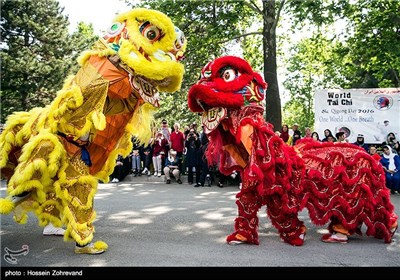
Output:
[
  {"xmin": 383, "ymin": 132, "xmax": 400, "ymax": 155},
  {"xmin": 381, "ymin": 145, "xmax": 400, "ymax": 194}
]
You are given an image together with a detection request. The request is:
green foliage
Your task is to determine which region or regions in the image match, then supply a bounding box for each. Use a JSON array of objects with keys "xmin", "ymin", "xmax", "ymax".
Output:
[
  {"xmin": 285, "ymin": 0, "xmax": 350, "ymax": 27},
  {"xmin": 0, "ymin": 0, "xmax": 98, "ymax": 124},
  {"xmin": 0, "ymin": 0, "xmax": 71, "ymax": 122},
  {"xmin": 341, "ymin": 0, "xmax": 400, "ymax": 88},
  {"xmin": 2, "ymin": 0, "xmax": 397, "ymax": 135},
  {"xmin": 282, "ymin": 0, "xmax": 400, "ymax": 131},
  {"xmin": 69, "ymin": 22, "xmax": 99, "ymax": 74},
  {"xmin": 282, "ymin": 100, "xmax": 309, "ymax": 131}
]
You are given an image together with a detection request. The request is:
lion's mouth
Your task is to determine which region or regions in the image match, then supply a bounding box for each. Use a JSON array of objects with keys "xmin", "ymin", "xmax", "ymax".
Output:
[
  {"xmin": 132, "ymin": 45, "xmax": 182, "ymax": 63},
  {"xmin": 201, "ymin": 107, "xmax": 227, "ymax": 134},
  {"xmin": 130, "ymin": 75, "xmax": 160, "ymax": 107}
]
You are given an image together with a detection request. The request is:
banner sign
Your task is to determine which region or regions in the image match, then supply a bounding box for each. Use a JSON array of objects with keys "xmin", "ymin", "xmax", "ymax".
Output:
[{"xmin": 314, "ymin": 88, "xmax": 400, "ymax": 144}]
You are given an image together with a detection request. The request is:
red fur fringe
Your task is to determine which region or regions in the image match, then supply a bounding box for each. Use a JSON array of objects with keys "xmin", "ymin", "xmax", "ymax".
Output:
[{"xmin": 209, "ymin": 105, "xmax": 396, "ymax": 243}]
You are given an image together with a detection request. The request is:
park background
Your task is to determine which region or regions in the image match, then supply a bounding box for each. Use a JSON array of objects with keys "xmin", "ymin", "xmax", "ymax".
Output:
[{"xmin": 1, "ymin": 0, "xmax": 399, "ymax": 137}]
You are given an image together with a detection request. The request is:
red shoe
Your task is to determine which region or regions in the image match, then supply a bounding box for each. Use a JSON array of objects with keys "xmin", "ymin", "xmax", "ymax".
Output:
[{"xmin": 321, "ymin": 233, "xmax": 348, "ymax": 244}]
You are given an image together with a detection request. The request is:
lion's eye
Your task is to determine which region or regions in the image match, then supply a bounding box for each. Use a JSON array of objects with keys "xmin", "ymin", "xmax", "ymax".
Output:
[
  {"xmin": 221, "ymin": 68, "xmax": 237, "ymax": 82},
  {"xmin": 106, "ymin": 22, "xmax": 125, "ymax": 38},
  {"xmin": 203, "ymin": 71, "xmax": 212, "ymax": 78},
  {"xmin": 174, "ymin": 27, "xmax": 186, "ymax": 50},
  {"xmin": 139, "ymin": 21, "xmax": 161, "ymax": 43}
]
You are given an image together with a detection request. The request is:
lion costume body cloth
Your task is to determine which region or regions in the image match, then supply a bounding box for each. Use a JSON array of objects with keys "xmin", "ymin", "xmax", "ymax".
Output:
[
  {"xmin": 0, "ymin": 8, "xmax": 186, "ymax": 246},
  {"xmin": 188, "ymin": 56, "xmax": 397, "ymax": 246}
]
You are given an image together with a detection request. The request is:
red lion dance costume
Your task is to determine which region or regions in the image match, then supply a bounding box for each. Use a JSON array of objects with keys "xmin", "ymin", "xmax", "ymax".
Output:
[{"xmin": 188, "ymin": 56, "xmax": 397, "ymax": 246}]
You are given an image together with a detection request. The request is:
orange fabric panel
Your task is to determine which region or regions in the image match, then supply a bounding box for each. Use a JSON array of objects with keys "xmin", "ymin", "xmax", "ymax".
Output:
[
  {"xmin": 88, "ymin": 56, "xmax": 132, "ymax": 99},
  {"xmin": 332, "ymin": 224, "xmax": 350, "ymax": 236},
  {"xmin": 224, "ymin": 144, "xmax": 247, "ymax": 168},
  {"xmin": 240, "ymin": 124, "xmax": 253, "ymax": 155},
  {"xmin": 89, "ymin": 113, "xmax": 132, "ymax": 174}
]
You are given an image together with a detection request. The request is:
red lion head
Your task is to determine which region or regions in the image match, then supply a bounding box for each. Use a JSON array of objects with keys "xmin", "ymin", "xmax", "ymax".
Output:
[{"xmin": 188, "ymin": 56, "xmax": 267, "ymax": 134}]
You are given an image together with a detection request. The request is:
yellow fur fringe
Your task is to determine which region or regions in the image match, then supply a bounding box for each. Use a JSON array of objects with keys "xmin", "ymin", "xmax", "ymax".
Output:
[
  {"xmin": 0, "ymin": 198, "xmax": 14, "ymax": 214},
  {"xmin": 14, "ymin": 214, "xmax": 28, "ymax": 224},
  {"xmin": 93, "ymin": 241, "xmax": 108, "ymax": 251}
]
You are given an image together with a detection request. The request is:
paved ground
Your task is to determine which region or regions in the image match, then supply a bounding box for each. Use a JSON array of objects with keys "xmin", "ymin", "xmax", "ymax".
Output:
[{"xmin": 1, "ymin": 174, "xmax": 400, "ymax": 271}]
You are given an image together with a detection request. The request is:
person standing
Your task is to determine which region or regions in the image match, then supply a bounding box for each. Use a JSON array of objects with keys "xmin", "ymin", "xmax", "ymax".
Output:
[
  {"xmin": 198, "ymin": 126, "xmax": 211, "ymax": 187},
  {"xmin": 292, "ymin": 123, "xmax": 302, "ymax": 145},
  {"xmin": 185, "ymin": 128, "xmax": 201, "ymax": 186},
  {"xmin": 141, "ymin": 143, "xmax": 153, "ymax": 176},
  {"xmin": 160, "ymin": 119, "xmax": 171, "ymax": 144},
  {"xmin": 353, "ymin": 134, "xmax": 369, "ymax": 152},
  {"xmin": 152, "ymin": 131, "xmax": 169, "ymax": 177},
  {"xmin": 280, "ymin": 124, "xmax": 292, "ymax": 145},
  {"xmin": 170, "ymin": 122, "xmax": 185, "ymax": 174},
  {"xmin": 131, "ymin": 138, "xmax": 142, "ymax": 176}
]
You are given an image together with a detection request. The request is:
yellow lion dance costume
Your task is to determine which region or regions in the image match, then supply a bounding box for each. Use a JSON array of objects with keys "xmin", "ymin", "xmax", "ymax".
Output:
[{"xmin": 0, "ymin": 8, "xmax": 186, "ymax": 254}]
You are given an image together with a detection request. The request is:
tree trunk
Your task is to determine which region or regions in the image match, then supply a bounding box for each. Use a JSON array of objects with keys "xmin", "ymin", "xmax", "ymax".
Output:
[{"xmin": 262, "ymin": 0, "xmax": 282, "ymax": 131}]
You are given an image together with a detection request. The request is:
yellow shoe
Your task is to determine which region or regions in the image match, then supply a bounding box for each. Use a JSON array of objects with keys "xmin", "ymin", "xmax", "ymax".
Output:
[{"xmin": 74, "ymin": 241, "xmax": 107, "ymax": 255}]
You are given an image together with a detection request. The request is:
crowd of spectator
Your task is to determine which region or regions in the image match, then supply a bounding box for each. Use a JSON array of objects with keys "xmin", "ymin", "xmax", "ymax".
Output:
[
  {"xmin": 109, "ymin": 119, "xmax": 240, "ymax": 188},
  {"xmin": 108, "ymin": 120, "xmax": 399, "ymax": 195}
]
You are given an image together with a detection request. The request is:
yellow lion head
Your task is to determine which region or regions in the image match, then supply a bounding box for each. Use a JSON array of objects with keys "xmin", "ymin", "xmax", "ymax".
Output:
[{"xmin": 104, "ymin": 8, "xmax": 186, "ymax": 94}]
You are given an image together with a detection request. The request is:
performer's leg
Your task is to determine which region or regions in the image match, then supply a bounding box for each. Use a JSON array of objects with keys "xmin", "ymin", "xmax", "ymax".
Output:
[
  {"xmin": 58, "ymin": 153, "xmax": 107, "ymax": 254},
  {"xmin": 370, "ymin": 210, "xmax": 398, "ymax": 243},
  {"xmin": 226, "ymin": 188, "xmax": 261, "ymax": 245},
  {"xmin": 61, "ymin": 179, "xmax": 107, "ymax": 254},
  {"xmin": 43, "ymin": 222, "xmax": 65, "ymax": 236},
  {"xmin": 1, "ymin": 136, "xmax": 66, "ymax": 230},
  {"xmin": 265, "ymin": 194, "xmax": 306, "ymax": 246},
  {"xmin": 320, "ymin": 217, "xmax": 349, "ymax": 243}
]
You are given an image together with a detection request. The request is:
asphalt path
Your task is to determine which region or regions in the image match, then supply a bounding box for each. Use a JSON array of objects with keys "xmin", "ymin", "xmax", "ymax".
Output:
[{"xmin": 1, "ymin": 175, "xmax": 399, "ymax": 272}]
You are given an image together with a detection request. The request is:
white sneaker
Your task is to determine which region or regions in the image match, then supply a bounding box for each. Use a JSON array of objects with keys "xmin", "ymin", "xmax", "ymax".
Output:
[
  {"xmin": 43, "ymin": 223, "xmax": 65, "ymax": 236},
  {"xmin": 142, "ymin": 168, "xmax": 148, "ymax": 174},
  {"xmin": 154, "ymin": 172, "xmax": 158, "ymax": 177}
]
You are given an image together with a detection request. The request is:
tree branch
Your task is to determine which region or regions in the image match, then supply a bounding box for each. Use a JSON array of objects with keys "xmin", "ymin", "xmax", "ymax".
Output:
[
  {"xmin": 272, "ymin": 0, "xmax": 286, "ymax": 31},
  {"xmin": 243, "ymin": 0, "xmax": 263, "ymax": 15},
  {"xmin": 218, "ymin": 31, "xmax": 263, "ymax": 45}
]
